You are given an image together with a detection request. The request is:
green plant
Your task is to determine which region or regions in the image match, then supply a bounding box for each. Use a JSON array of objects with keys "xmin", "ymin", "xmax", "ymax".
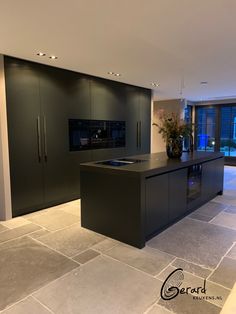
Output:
[{"xmin": 153, "ymin": 111, "xmax": 193, "ymax": 142}]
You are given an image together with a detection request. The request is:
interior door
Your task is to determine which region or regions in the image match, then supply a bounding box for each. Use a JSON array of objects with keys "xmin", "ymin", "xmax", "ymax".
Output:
[{"xmin": 4, "ymin": 57, "xmax": 44, "ymax": 216}]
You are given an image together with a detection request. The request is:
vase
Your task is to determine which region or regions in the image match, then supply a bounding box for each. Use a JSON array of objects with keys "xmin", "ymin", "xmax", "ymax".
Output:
[{"xmin": 166, "ymin": 137, "xmax": 183, "ymax": 158}]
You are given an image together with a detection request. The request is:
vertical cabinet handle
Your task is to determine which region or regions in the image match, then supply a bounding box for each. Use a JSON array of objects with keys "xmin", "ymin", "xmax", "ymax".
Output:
[
  {"xmin": 37, "ymin": 116, "xmax": 42, "ymax": 162},
  {"xmin": 139, "ymin": 121, "xmax": 142, "ymax": 148},
  {"xmin": 136, "ymin": 121, "xmax": 139, "ymax": 148},
  {"xmin": 43, "ymin": 116, "xmax": 48, "ymax": 161}
]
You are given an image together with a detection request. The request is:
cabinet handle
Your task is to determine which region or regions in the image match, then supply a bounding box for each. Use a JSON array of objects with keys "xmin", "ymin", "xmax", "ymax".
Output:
[
  {"xmin": 37, "ymin": 116, "xmax": 42, "ymax": 162},
  {"xmin": 139, "ymin": 121, "xmax": 142, "ymax": 148},
  {"xmin": 136, "ymin": 121, "xmax": 139, "ymax": 148},
  {"xmin": 43, "ymin": 116, "xmax": 48, "ymax": 161}
]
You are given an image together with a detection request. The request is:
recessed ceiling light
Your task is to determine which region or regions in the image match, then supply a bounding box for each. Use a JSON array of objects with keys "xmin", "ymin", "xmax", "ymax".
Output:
[
  {"xmin": 108, "ymin": 71, "xmax": 121, "ymax": 77},
  {"xmin": 49, "ymin": 55, "xmax": 58, "ymax": 60},
  {"xmin": 200, "ymin": 81, "xmax": 208, "ymax": 85},
  {"xmin": 151, "ymin": 82, "xmax": 159, "ymax": 87},
  {"xmin": 37, "ymin": 52, "xmax": 46, "ymax": 56}
]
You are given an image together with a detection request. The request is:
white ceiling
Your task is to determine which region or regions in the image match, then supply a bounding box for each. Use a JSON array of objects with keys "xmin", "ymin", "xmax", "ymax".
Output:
[{"xmin": 1, "ymin": 0, "xmax": 236, "ymax": 101}]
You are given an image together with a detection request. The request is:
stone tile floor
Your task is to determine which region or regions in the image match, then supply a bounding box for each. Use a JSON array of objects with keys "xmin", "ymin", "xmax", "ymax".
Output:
[{"xmin": 0, "ymin": 166, "xmax": 235, "ymax": 313}]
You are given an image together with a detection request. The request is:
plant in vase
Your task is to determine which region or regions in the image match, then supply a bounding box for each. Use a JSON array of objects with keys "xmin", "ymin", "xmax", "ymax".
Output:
[{"xmin": 153, "ymin": 111, "xmax": 193, "ymax": 158}]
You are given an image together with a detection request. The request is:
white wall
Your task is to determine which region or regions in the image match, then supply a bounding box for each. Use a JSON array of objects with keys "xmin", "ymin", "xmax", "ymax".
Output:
[
  {"xmin": 151, "ymin": 99, "xmax": 185, "ymax": 153},
  {"xmin": 0, "ymin": 55, "xmax": 12, "ymax": 220}
]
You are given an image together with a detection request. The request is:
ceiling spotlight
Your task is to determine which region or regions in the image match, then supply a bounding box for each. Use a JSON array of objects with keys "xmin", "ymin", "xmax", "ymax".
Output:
[
  {"xmin": 200, "ymin": 81, "xmax": 208, "ymax": 85},
  {"xmin": 49, "ymin": 55, "xmax": 58, "ymax": 60},
  {"xmin": 37, "ymin": 52, "xmax": 46, "ymax": 56},
  {"xmin": 151, "ymin": 82, "xmax": 159, "ymax": 87},
  {"xmin": 108, "ymin": 71, "xmax": 121, "ymax": 77}
]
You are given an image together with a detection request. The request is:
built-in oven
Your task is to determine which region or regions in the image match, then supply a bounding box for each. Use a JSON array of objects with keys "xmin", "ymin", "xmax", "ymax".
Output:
[{"xmin": 187, "ymin": 164, "xmax": 202, "ymax": 202}]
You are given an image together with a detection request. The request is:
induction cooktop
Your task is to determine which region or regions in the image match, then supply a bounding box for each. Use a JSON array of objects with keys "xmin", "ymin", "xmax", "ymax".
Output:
[{"xmin": 96, "ymin": 158, "xmax": 147, "ymax": 167}]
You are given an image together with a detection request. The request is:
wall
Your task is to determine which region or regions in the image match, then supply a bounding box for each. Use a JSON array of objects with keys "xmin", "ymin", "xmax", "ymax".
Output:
[
  {"xmin": 151, "ymin": 99, "xmax": 185, "ymax": 153},
  {"xmin": 0, "ymin": 55, "xmax": 12, "ymax": 220}
]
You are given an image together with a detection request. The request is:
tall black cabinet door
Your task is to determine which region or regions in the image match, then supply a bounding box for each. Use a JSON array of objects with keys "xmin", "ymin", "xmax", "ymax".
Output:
[
  {"xmin": 145, "ymin": 174, "xmax": 169, "ymax": 237},
  {"xmin": 169, "ymin": 168, "xmax": 187, "ymax": 221},
  {"xmin": 125, "ymin": 86, "xmax": 140, "ymax": 156},
  {"xmin": 4, "ymin": 57, "xmax": 44, "ymax": 216},
  {"xmin": 140, "ymin": 89, "xmax": 151, "ymax": 154},
  {"xmin": 90, "ymin": 78, "xmax": 125, "ymax": 121},
  {"xmin": 90, "ymin": 78, "xmax": 125, "ymax": 161},
  {"xmin": 67, "ymin": 72, "xmax": 91, "ymax": 197},
  {"xmin": 39, "ymin": 66, "xmax": 71, "ymax": 203}
]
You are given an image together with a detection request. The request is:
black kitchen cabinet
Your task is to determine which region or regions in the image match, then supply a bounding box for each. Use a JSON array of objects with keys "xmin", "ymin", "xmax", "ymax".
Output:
[
  {"xmin": 201, "ymin": 161, "xmax": 214, "ymax": 203},
  {"xmin": 91, "ymin": 78, "xmax": 125, "ymax": 121},
  {"xmin": 39, "ymin": 66, "xmax": 74, "ymax": 203},
  {"xmin": 139, "ymin": 89, "xmax": 151, "ymax": 154},
  {"xmin": 90, "ymin": 78, "xmax": 126, "ymax": 161},
  {"xmin": 5, "ymin": 57, "xmax": 91, "ymax": 215},
  {"xmin": 201, "ymin": 158, "xmax": 224, "ymax": 202},
  {"xmin": 5, "ymin": 57, "xmax": 44, "ymax": 216},
  {"xmin": 145, "ymin": 174, "xmax": 169, "ymax": 237},
  {"xmin": 39, "ymin": 66, "xmax": 91, "ymax": 202},
  {"xmin": 81, "ymin": 152, "xmax": 224, "ymax": 248},
  {"xmin": 4, "ymin": 56, "xmax": 151, "ymax": 216},
  {"xmin": 91, "ymin": 147, "xmax": 126, "ymax": 162},
  {"xmin": 169, "ymin": 168, "xmax": 187, "ymax": 221},
  {"xmin": 126, "ymin": 86, "xmax": 151, "ymax": 156}
]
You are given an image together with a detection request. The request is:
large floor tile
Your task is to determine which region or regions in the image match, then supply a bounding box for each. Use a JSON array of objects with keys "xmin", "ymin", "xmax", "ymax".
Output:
[
  {"xmin": 104, "ymin": 244, "xmax": 175, "ymax": 275},
  {"xmin": 146, "ymin": 304, "xmax": 173, "ymax": 314},
  {"xmin": 227, "ymin": 243, "xmax": 236, "ymax": 259},
  {"xmin": 2, "ymin": 297, "xmax": 51, "ymax": 314},
  {"xmin": 188, "ymin": 212, "xmax": 212, "ymax": 222},
  {"xmin": 225, "ymin": 205, "xmax": 236, "ymax": 214},
  {"xmin": 213, "ymin": 194, "xmax": 236, "ymax": 206},
  {"xmin": 158, "ymin": 293, "xmax": 220, "ymax": 314},
  {"xmin": 0, "ymin": 237, "xmax": 78, "ymax": 311},
  {"xmin": 73, "ymin": 249, "xmax": 100, "ymax": 264},
  {"xmin": 209, "ymin": 257, "xmax": 236, "ymax": 289},
  {"xmin": 1, "ymin": 217, "xmax": 30, "ymax": 229},
  {"xmin": 210, "ymin": 212, "xmax": 236, "ymax": 230},
  {"xmin": 37, "ymin": 224, "xmax": 105, "ymax": 257},
  {"xmin": 147, "ymin": 218, "xmax": 236, "ymax": 268},
  {"xmin": 26, "ymin": 210, "xmax": 79, "ymax": 231},
  {"xmin": 193, "ymin": 202, "xmax": 226, "ymax": 219},
  {"xmin": 91, "ymin": 238, "xmax": 119, "ymax": 252},
  {"xmin": 28, "ymin": 229, "xmax": 51, "ymax": 239},
  {"xmin": 34, "ymin": 256, "xmax": 161, "ymax": 314},
  {"xmin": 172, "ymin": 258, "xmax": 211, "ymax": 279},
  {"xmin": 0, "ymin": 224, "xmax": 8, "ymax": 233},
  {"xmin": 0, "ymin": 223, "xmax": 41, "ymax": 244},
  {"xmin": 59, "ymin": 205, "xmax": 80, "ymax": 217}
]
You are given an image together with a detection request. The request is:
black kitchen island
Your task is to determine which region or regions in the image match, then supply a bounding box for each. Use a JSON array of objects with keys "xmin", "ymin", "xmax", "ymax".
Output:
[{"xmin": 80, "ymin": 151, "xmax": 224, "ymax": 248}]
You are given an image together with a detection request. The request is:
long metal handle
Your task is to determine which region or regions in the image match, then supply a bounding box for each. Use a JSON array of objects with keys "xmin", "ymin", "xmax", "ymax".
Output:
[
  {"xmin": 43, "ymin": 116, "xmax": 48, "ymax": 161},
  {"xmin": 37, "ymin": 116, "xmax": 42, "ymax": 162},
  {"xmin": 139, "ymin": 121, "xmax": 142, "ymax": 148},
  {"xmin": 136, "ymin": 121, "xmax": 139, "ymax": 148}
]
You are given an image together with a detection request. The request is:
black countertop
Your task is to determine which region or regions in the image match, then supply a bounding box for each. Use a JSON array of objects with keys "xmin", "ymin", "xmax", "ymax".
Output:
[{"xmin": 80, "ymin": 151, "xmax": 224, "ymax": 178}]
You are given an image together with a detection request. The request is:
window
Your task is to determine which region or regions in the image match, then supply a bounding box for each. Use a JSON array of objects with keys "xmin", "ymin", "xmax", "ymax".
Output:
[
  {"xmin": 183, "ymin": 105, "xmax": 192, "ymax": 151},
  {"xmin": 220, "ymin": 106, "xmax": 236, "ymax": 156},
  {"xmin": 196, "ymin": 107, "xmax": 216, "ymax": 152}
]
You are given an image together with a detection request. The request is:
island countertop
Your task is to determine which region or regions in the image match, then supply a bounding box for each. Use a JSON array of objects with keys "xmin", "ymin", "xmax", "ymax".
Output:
[
  {"xmin": 80, "ymin": 151, "xmax": 224, "ymax": 178},
  {"xmin": 80, "ymin": 150, "xmax": 224, "ymax": 248}
]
